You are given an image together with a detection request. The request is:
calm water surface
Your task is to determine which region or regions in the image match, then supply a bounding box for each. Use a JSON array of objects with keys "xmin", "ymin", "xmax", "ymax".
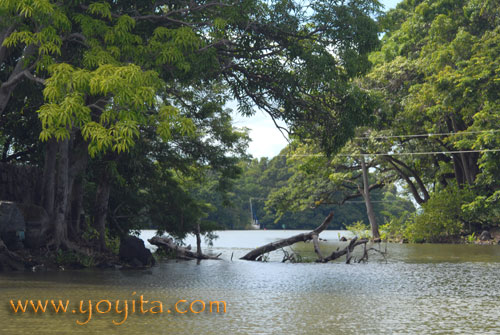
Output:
[{"xmin": 1, "ymin": 230, "xmax": 499, "ymax": 334}]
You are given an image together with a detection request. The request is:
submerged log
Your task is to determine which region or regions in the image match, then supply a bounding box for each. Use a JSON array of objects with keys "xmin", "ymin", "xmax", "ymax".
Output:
[
  {"xmin": 241, "ymin": 212, "xmax": 375, "ymax": 264},
  {"xmin": 148, "ymin": 236, "xmax": 221, "ymax": 260},
  {"xmin": 240, "ymin": 212, "xmax": 334, "ymax": 261},
  {"xmin": 311, "ymin": 233, "xmax": 324, "ymax": 261},
  {"xmin": 318, "ymin": 236, "xmax": 369, "ymax": 263}
]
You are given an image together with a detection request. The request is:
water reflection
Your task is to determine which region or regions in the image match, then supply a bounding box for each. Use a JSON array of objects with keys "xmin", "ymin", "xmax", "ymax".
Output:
[
  {"xmin": 0, "ymin": 230, "xmax": 499, "ymax": 334},
  {"xmin": 142, "ymin": 229, "xmax": 500, "ymax": 263}
]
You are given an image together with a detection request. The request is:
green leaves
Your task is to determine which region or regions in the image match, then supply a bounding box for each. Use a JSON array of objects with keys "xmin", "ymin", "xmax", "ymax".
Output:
[
  {"xmin": 150, "ymin": 26, "xmax": 201, "ymax": 72},
  {"xmin": 28, "ymin": 2, "xmax": 219, "ymax": 159},
  {"xmin": 156, "ymin": 105, "xmax": 195, "ymax": 140},
  {"xmin": 3, "ymin": 27, "xmax": 62, "ymax": 56},
  {"xmin": 405, "ymin": 186, "xmax": 475, "ymax": 242},
  {"xmin": 363, "ymin": 0, "xmax": 500, "ymax": 233},
  {"xmin": 82, "ymin": 120, "xmax": 139, "ymax": 156},
  {"xmin": 38, "ymin": 61, "xmax": 166, "ymax": 156},
  {"xmin": 87, "ymin": 2, "xmax": 112, "ymax": 20},
  {"xmin": 38, "ymin": 92, "xmax": 91, "ymax": 141}
]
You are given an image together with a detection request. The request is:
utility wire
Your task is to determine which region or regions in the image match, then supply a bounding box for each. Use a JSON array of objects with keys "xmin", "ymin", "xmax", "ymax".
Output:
[
  {"xmin": 280, "ymin": 148, "xmax": 500, "ymax": 158},
  {"xmin": 343, "ymin": 200, "xmax": 405, "ymax": 203},
  {"xmin": 354, "ymin": 129, "xmax": 500, "ymax": 140}
]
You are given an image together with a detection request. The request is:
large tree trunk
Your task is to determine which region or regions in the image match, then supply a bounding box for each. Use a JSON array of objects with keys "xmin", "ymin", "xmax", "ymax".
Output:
[
  {"xmin": 41, "ymin": 139, "xmax": 57, "ymax": 217},
  {"xmin": 66, "ymin": 136, "xmax": 88, "ymax": 241},
  {"xmin": 360, "ymin": 157, "xmax": 380, "ymax": 241},
  {"xmin": 240, "ymin": 213, "xmax": 372, "ymax": 264},
  {"xmin": 448, "ymin": 116, "xmax": 479, "ymax": 186},
  {"xmin": 41, "ymin": 135, "xmax": 89, "ymax": 248},
  {"xmin": 52, "ymin": 139, "xmax": 70, "ymax": 247},
  {"xmin": 451, "ymin": 154, "xmax": 465, "ymax": 186},
  {"xmin": 240, "ymin": 212, "xmax": 334, "ymax": 261},
  {"xmin": 68, "ymin": 175, "xmax": 85, "ymax": 241},
  {"xmin": 94, "ymin": 170, "xmax": 111, "ymax": 252}
]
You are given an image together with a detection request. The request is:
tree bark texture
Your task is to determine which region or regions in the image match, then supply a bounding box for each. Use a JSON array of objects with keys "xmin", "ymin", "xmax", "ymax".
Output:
[
  {"xmin": 196, "ymin": 223, "xmax": 202, "ymax": 258},
  {"xmin": 318, "ymin": 236, "xmax": 369, "ymax": 263},
  {"xmin": 94, "ymin": 170, "xmax": 111, "ymax": 251},
  {"xmin": 240, "ymin": 212, "xmax": 334, "ymax": 261},
  {"xmin": 384, "ymin": 155, "xmax": 429, "ymax": 204},
  {"xmin": 360, "ymin": 157, "xmax": 380, "ymax": 240},
  {"xmin": 311, "ymin": 233, "xmax": 324, "ymax": 261},
  {"xmin": 148, "ymin": 236, "xmax": 221, "ymax": 260},
  {"xmin": 41, "ymin": 139, "xmax": 57, "ymax": 217},
  {"xmin": 52, "ymin": 139, "xmax": 70, "ymax": 247},
  {"xmin": 66, "ymin": 136, "xmax": 88, "ymax": 241}
]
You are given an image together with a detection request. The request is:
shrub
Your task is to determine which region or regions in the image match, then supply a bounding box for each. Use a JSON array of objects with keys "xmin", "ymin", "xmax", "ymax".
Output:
[
  {"xmin": 54, "ymin": 250, "xmax": 95, "ymax": 268},
  {"xmin": 404, "ymin": 186, "xmax": 474, "ymax": 243},
  {"xmin": 345, "ymin": 220, "xmax": 371, "ymax": 239},
  {"xmin": 380, "ymin": 211, "xmax": 411, "ymax": 241}
]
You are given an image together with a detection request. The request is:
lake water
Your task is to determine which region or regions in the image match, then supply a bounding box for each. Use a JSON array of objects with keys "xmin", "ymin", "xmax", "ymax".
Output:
[{"xmin": 1, "ymin": 230, "xmax": 500, "ymax": 334}]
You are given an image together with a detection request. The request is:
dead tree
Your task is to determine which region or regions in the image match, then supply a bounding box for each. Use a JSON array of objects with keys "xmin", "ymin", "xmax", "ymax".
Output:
[
  {"xmin": 148, "ymin": 236, "xmax": 221, "ymax": 260},
  {"xmin": 241, "ymin": 212, "xmax": 383, "ymax": 264},
  {"xmin": 316, "ymin": 236, "xmax": 369, "ymax": 263},
  {"xmin": 356, "ymin": 242, "xmax": 388, "ymax": 263},
  {"xmin": 240, "ymin": 212, "xmax": 334, "ymax": 261}
]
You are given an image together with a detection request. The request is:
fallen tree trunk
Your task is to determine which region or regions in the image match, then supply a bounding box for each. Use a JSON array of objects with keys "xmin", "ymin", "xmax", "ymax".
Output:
[
  {"xmin": 312, "ymin": 233, "xmax": 324, "ymax": 261},
  {"xmin": 318, "ymin": 236, "xmax": 369, "ymax": 263},
  {"xmin": 240, "ymin": 212, "xmax": 334, "ymax": 261},
  {"xmin": 356, "ymin": 241, "xmax": 388, "ymax": 263},
  {"xmin": 241, "ymin": 212, "xmax": 374, "ymax": 264},
  {"xmin": 148, "ymin": 236, "xmax": 221, "ymax": 260}
]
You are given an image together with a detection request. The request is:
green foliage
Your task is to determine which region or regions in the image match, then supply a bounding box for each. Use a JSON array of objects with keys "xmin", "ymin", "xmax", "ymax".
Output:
[
  {"xmin": 81, "ymin": 218, "xmax": 100, "ymax": 242},
  {"xmin": 1, "ymin": 0, "xmax": 443, "ymax": 251},
  {"xmin": 54, "ymin": 249, "xmax": 96, "ymax": 268},
  {"xmin": 194, "ymin": 147, "xmax": 415, "ymax": 231},
  {"xmin": 363, "ymin": 0, "xmax": 500, "ymax": 238},
  {"xmin": 0, "ymin": 0, "xmax": 383, "ymax": 161},
  {"xmin": 203, "ymin": 231, "xmax": 219, "ymax": 248},
  {"xmin": 262, "ymin": 139, "xmax": 415, "ymax": 231},
  {"xmin": 87, "ymin": 2, "xmax": 112, "ymax": 20},
  {"xmin": 345, "ymin": 221, "xmax": 371, "ymax": 239},
  {"xmin": 405, "ymin": 186, "xmax": 475, "ymax": 243},
  {"xmin": 379, "ymin": 211, "xmax": 411, "ymax": 241},
  {"xmin": 462, "ymin": 190, "xmax": 500, "ymax": 227},
  {"xmin": 380, "ymin": 186, "xmax": 478, "ymax": 244},
  {"xmin": 465, "ymin": 232, "xmax": 476, "ymax": 244},
  {"xmin": 105, "ymin": 232, "xmax": 120, "ymax": 255}
]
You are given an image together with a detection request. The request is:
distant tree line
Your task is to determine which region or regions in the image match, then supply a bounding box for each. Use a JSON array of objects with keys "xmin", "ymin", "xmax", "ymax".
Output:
[{"xmin": 195, "ymin": 155, "xmax": 415, "ymax": 231}]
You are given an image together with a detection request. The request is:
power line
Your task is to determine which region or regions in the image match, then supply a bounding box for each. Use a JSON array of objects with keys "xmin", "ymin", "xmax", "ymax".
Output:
[
  {"xmin": 343, "ymin": 200, "xmax": 406, "ymax": 203},
  {"xmin": 354, "ymin": 129, "xmax": 500, "ymax": 140},
  {"xmin": 280, "ymin": 148, "xmax": 500, "ymax": 158}
]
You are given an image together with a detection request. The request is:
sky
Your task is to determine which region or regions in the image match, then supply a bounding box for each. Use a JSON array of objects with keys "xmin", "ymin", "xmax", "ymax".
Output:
[{"xmin": 233, "ymin": 0, "xmax": 402, "ymax": 158}]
